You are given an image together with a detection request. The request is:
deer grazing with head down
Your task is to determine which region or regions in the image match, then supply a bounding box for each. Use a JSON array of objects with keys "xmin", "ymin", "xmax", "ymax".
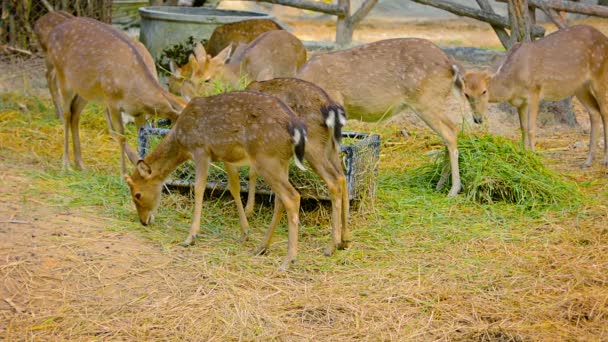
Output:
[
  {"xmin": 125, "ymin": 91, "xmax": 307, "ymax": 271},
  {"xmin": 205, "ymin": 19, "xmax": 284, "ymax": 57},
  {"xmin": 246, "ymin": 77, "xmax": 349, "ymax": 256},
  {"xmin": 34, "ymin": 10, "xmax": 74, "ymax": 120},
  {"xmin": 169, "ymin": 30, "xmax": 306, "ymax": 99},
  {"xmin": 463, "ymin": 25, "xmax": 608, "ymax": 167},
  {"xmin": 46, "ymin": 17, "xmax": 187, "ymax": 173},
  {"xmin": 297, "ymin": 38, "xmax": 468, "ymax": 196}
]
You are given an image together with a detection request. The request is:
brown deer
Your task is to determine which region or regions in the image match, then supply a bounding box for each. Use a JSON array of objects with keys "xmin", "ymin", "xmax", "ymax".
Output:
[
  {"xmin": 297, "ymin": 38, "xmax": 468, "ymax": 196},
  {"xmin": 206, "ymin": 19, "xmax": 284, "ymax": 57},
  {"xmin": 46, "ymin": 17, "xmax": 187, "ymax": 172},
  {"xmin": 463, "ymin": 25, "xmax": 608, "ymax": 167},
  {"xmin": 245, "ymin": 78, "xmax": 350, "ymax": 256},
  {"xmin": 124, "ymin": 91, "xmax": 307, "ymax": 271},
  {"xmin": 34, "ymin": 10, "xmax": 74, "ymax": 120},
  {"xmin": 170, "ymin": 30, "xmax": 307, "ymax": 99}
]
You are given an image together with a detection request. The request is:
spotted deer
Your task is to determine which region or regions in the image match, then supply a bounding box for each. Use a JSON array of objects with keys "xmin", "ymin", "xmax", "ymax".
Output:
[
  {"xmin": 170, "ymin": 30, "xmax": 306, "ymax": 99},
  {"xmin": 125, "ymin": 91, "xmax": 307, "ymax": 271},
  {"xmin": 297, "ymin": 38, "xmax": 468, "ymax": 196},
  {"xmin": 463, "ymin": 25, "xmax": 608, "ymax": 167},
  {"xmin": 46, "ymin": 17, "xmax": 187, "ymax": 173},
  {"xmin": 206, "ymin": 19, "xmax": 284, "ymax": 57},
  {"xmin": 246, "ymin": 77, "xmax": 350, "ymax": 256},
  {"xmin": 34, "ymin": 10, "xmax": 74, "ymax": 120}
]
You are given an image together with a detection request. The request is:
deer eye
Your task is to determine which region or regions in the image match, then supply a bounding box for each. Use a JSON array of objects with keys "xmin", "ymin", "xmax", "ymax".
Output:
[
  {"xmin": 465, "ymin": 94, "xmax": 470, "ymax": 99},
  {"xmin": 482, "ymin": 90, "xmax": 487, "ymax": 95},
  {"xmin": 135, "ymin": 192, "xmax": 142, "ymax": 200}
]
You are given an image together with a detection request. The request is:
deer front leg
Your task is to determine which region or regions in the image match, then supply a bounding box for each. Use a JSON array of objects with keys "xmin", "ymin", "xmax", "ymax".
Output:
[
  {"xmin": 107, "ymin": 106, "xmax": 130, "ymax": 175},
  {"xmin": 244, "ymin": 167, "xmax": 257, "ymax": 217},
  {"xmin": 526, "ymin": 94, "xmax": 541, "ymax": 151},
  {"xmin": 181, "ymin": 152, "xmax": 210, "ymax": 247},
  {"xmin": 517, "ymin": 103, "xmax": 530, "ymax": 149},
  {"xmin": 225, "ymin": 163, "xmax": 250, "ymax": 242},
  {"xmin": 575, "ymin": 88, "xmax": 602, "ymax": 168}
]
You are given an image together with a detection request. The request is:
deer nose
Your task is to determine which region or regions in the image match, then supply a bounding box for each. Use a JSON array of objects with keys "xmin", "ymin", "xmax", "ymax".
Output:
[
  {"xmin": 473, "ymin": 116, "xmax": 483, "ymax": 124},
  {"xmin": 140, "ymin": 218, "xmax": 148, "ymax": 226}
]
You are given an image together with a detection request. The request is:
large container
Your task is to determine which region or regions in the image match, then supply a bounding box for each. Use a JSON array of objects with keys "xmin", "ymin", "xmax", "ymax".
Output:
[
  {"xmin": 112, "ymin": 0, "xmax": 149, "ymax": 29},
  {"xmin": 139, "ymin": 6, "xmax": 275, "ymax": 60}
]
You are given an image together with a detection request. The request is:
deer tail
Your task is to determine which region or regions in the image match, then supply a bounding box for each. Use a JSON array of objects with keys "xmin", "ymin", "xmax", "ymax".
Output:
[
  {"xmin": 321, "ymin": 103, "xmax": 346, "ymax": 144},
  {"xmin": 288, "ymin": 119, "xmax": 307, "ymax": 171}
]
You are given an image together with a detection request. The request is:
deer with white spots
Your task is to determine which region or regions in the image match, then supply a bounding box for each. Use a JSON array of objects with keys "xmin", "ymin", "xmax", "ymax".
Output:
[
  {"xmin": 46, "ymin": 17, "xmax": 187, "ymax": 173},
  {"xmin": 297, "ymin": 38, "xmax": 468, "ymax": 196},
  {"xmin": 34, "ymin": 10, "xmax": 74, "ymax": 120},
  {"xmin": 246, "ymin": 77, "xmax": 350, "ymax": 257},
  {"xmin": 205, "ymin": 19, "xmax": 284, "ymax": 57},
  {"xmin": 124, "ymin": 91, "xmax": 307, "ymax": 271},
  {"xmin": 463, "ymin": 25, "xmax": 608, "ymax": 167},
  {"xmin": 170, "ymin": 30, "xmax": 306, "ymax": 99}
]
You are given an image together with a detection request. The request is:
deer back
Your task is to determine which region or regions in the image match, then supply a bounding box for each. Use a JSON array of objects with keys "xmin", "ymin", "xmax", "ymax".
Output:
[
  {"xmin": 47, "ymin": 17, "xmax": 185, "ymax": 120},
  {"xmin": 246, "ymin": 77, "xmax": 346, "ymax": 147},
  {"xmin": 206, "ymin": 19, "xmax": 284, "ymax": 57},
  {"xmin": 34, "ymin": 11, "xmax": 74, "ymax": 53},
  {"xmin": 296, "ymin": 38, "xmax": 458, "ymax": 122},
  {"xmin": 174, "ymin": 91, "xmax": 303, "ymax": 164}
]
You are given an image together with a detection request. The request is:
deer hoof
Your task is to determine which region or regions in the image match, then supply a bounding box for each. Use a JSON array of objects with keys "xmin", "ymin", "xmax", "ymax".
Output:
[
  {"xmin": 179, "ymin": 234, "xmax": 197, "ymax": 247},
  {"xmin": 580, "ymin": 160, "xmax": 592, "ymax": 169},
  {"xmin": 338, "ymin": 240, "xmax": 351, "ymax": 250},
  {"xmin": 253, "ymin": 245, "xmax": 267, "ymax": 256},
  {"xmin": 324, "ymin": 244, "xmax": 336, "ymax": 257},
  {"xmin": 238, "ymin": 231, "xmax": 249, "ymax": 243},
  {"xmin": 278, "ymin": 258, "xmax": 295, "ymax": 272}
]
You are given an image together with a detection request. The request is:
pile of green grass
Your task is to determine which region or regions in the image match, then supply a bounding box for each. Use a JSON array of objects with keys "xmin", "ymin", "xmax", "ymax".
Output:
[{"xmin": 409, "ymin": 134, "xmax": 582, "ymax": 209}]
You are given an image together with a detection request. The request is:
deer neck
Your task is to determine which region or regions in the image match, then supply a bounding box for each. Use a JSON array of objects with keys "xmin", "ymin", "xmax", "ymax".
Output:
[
  {"xmin": 488, "ymin": 71, "xmax": 515, "ymax": 103},
  {"xmin": 144, "ymin": 129, "xmax": 190, "ymax": 182}
]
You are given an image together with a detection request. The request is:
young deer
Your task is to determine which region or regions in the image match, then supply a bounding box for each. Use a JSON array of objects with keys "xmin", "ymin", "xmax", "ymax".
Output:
[
  {"xmin": 47, "ymin": 17, "xmax": 187, "ymax": 173},
  {"xmin": 297, "ymin": 38, "xmax": 468, "ymax": 196},
  {"xmin": 246, "ymin": 78, "xmax": 349, "ymax": 256},
  {"xmin": 206, "ymin": 19, "xmax": 284, "ymax": 57},
  {"xmin": 125, "ymin": 91, "xmax": 307, "ymax": 271},
  {"xmin": 170, "ymin": 30, "xmax": 306, "ymax": 99},
  {"xmin": 463, "ymin": 25, "xmax": 608, "ymax": 167},
  {"xmin": 34, "ymin": 10, "xmax": 74, "ymax": 120}
]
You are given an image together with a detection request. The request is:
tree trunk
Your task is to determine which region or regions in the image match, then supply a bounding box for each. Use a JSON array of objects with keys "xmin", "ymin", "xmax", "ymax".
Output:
[
  {"xmin": 335, "ymin": 0, "xmax": 351, "ymax": 47},
  {"xmin": 508, "ymin": 0, "xmax": 532, "ymax": 44}
]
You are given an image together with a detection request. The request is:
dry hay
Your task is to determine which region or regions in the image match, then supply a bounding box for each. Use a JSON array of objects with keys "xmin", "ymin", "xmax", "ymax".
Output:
[{"xmin": 1, "ymin": 78, "xmax": 608, "ymax": 341}]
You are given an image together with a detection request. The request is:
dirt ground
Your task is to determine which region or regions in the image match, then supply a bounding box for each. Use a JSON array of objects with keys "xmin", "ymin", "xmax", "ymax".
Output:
[{"xmin": 1, "ymin": 17, "xmax": 608, "ymax": 340}]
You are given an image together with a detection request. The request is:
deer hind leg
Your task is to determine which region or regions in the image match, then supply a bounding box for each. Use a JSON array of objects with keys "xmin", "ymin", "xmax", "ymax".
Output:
[
  {"xmin": 225, "ymin": 163, "xmax": 250, "ymax": 242},
  {"xmin": 255, "ymin": 158, "xmax": 301, "ymax": 271},
  {"xmin": 254, "ymin": 194, "xmax": 284, "ymax": 256},
  {"xmin": 244, "ymin": 167, "xmax": 257, "ymax": 217},
  {"xmin": 59, "ymin": 90, "xmax": 76, "ymax": 170},
  {"xmin": 181, "ymin": 151, "xmax": 210, "ymax": 247},
  {"xmin": 517, "ymin": 103, "xmax": 530, "ymax": 149},
  {"xmin": 69, "ymin": 96, "xmax": 88, "ymax": 170},
  {"xmin": 307, "ymin": 150, "xmax": 344, "ymax": 256},
  {"xmin": 575, "ymin": 88, "xmax": 602, "ymax": 168},
  {"xmin": 45, "ymin": 63, "xmax": 63, "ymax": 121}
]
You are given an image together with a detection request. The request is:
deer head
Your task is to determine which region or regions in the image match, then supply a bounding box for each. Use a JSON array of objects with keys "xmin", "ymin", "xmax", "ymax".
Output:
[
  {"xmin": 124, "ymin": 160, "xmax": 163, "ymax": 226},
  {"xmin": 462, "ymin": 72, "xmax": 491, "ymax": 124}
]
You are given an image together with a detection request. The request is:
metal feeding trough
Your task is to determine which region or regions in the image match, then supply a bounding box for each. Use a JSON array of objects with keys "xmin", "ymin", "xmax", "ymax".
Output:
[{"xmin": 138, "ymin": 125, "xmax": 381, "ymax": 202}]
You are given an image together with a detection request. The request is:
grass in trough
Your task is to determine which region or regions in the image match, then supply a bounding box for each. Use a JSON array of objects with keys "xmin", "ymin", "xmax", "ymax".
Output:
[{"xmin": 1, "ymin": 92, "xmax": 608, "ymax": 340}]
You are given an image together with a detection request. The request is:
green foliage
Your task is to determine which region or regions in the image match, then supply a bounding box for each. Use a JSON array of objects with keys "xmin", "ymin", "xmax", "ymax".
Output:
[
  {"xmin": 408, "ymin": 134, "xmax": 583, "ymax": 209},
  {"xmin": 156, "ymin": 36, "xmax": 207, "ymax": 76}
]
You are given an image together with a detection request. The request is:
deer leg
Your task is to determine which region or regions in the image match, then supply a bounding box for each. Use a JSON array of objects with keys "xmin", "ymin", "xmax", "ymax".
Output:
[
  {"xmin": 254, "ymin": 195, "xmax": 284, "ymax": 256},
  {"xmin": 575, "ymin": 89, "xmax": 601, "ymax": 168},
  {"xmin": 45, "ymin": 63, "xmax": 63, "ymax": 121},
  {"xmin": 69, "ymin": 96, "xmax": 88, "ymax": 170},
  {"xmin": 256, "ymin": 160, "xmax": 300, "ymax": 271},
  {"xmin": 181, "ymin": 151, "xmax": 210, "ymax": 247},
  {"xmin": 107, "ymin": 106, "xmax": 131, "ymax": 175},
  {"xmin": 244, "ymin": 167, "xmax": 257, "ymax": 217},
  {"xmin": 307, "ymin": 153, "xmax": 343, "ymax": 256},
  {"xmin": 526, "ymin": 94, "xmax": 541, "ymax": 151},
  {"xmin": 428, "ymin": 118, "xmax": 460, "ymax": 196},
  {"xmin": 225, "ymin": 163, "xmax": 250, "ymax": 242},
  {"xmin": 60, "ymin": 91, "xmax": 76, "ymax": 171},
  {"xmin": 596, "ymin": 98, "xmax": 608, "ymax": 167},
  {"xmin": 517, "ymin": 103, "xmax": 530, "ymax": 149},
  {"xmin": 330, "ymin": 152, "xmax": 350, "ymax": 249}
]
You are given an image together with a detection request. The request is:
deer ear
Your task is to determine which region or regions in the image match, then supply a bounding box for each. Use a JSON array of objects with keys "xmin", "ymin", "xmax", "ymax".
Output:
[
  {"xmin": 214, "ymin": 44, "xmax": 233, "ymax": 64},
  {"xmin": 188, "ymin": 54, "xmax": 200, "ymax": 72},
  {"xmin": 193, "ymin": 42, "xmax": 207, "ymax": 63},
  {"xmin": 136, "ymin": 160, "xmax": 152, "ymax": 178},
  {"xmin": 124, "ymin": 175, "xmax": 134, "ymax": 187}
]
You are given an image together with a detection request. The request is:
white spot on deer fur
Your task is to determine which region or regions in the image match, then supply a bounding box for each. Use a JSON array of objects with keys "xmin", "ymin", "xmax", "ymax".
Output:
[{"xmin": 338, "ymin": 109, "xmax": 346, "ymax": 125}]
